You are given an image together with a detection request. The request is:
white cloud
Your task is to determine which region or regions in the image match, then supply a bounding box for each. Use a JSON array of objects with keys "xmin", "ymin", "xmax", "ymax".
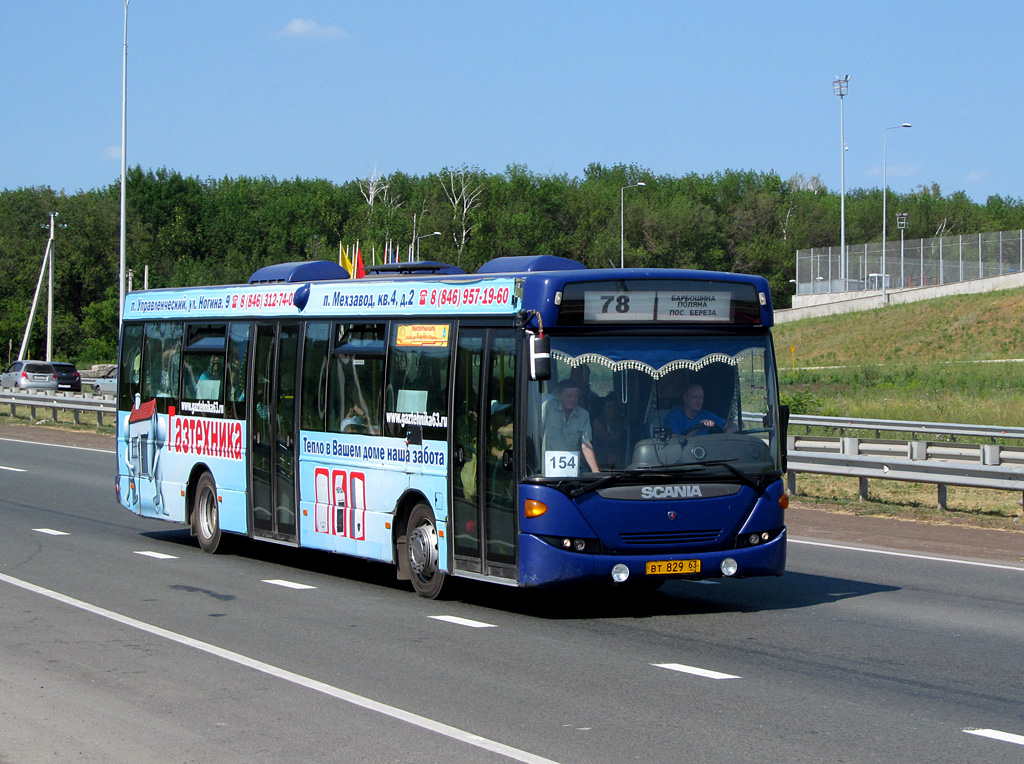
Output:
[
  {"xmin": 279, "ymin": 19, "xmax": 347, "ymax": 39},
  {"xmin": 965, "ymin": 171, "xmax": 987, "ymax": 183},
  {"xmin": 104, "ymin": 145, "xmax": 121, "ymax": 161}
]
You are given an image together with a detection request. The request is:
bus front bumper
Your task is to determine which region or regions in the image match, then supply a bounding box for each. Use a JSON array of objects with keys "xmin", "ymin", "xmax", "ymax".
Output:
[{"xmin": 517, "ymin": 528, "xmax": 787, "ymax": 588}]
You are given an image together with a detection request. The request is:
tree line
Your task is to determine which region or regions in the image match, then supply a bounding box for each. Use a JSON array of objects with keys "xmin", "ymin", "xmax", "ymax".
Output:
[{"xmin": 2, "ymin": 162, "xmax": 1023, "ymax": 365}]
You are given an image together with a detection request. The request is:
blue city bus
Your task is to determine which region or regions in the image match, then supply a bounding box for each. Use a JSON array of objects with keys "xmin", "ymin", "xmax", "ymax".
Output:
[{"xmin": 115, "ymin": 255, "xmax": 788, "ymax": 597}]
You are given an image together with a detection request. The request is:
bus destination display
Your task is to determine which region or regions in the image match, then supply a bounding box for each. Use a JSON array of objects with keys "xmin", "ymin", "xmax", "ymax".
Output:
[{"xmin": 582, "ymin": 289, "xmax": 732, "ymax": 322}]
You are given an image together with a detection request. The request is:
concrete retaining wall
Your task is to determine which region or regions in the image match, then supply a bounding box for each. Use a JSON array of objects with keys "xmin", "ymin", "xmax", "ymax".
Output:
[{"xmin": 776, "ymin": 271, "xmax": 1024, "ymax": 324}]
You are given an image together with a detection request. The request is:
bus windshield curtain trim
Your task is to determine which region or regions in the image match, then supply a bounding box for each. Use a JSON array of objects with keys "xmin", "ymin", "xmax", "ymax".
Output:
[{"xmin": 549, "ymin": 349, "xmax": 762, "ymax": 380}]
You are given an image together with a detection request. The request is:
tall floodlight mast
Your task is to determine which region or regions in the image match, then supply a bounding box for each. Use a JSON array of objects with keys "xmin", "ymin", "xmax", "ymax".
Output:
[{"xmin": 833, "ymin": 75, "xmax": 850, "ymax": 291}]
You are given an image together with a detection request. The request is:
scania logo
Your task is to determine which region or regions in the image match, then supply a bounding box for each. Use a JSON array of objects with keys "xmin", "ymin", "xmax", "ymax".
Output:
[
  {"xmin": 667, "ymin": 511, "xmax": 677, "ymax": 521},
  {"xmin": 640, "ymin": 485, "xmax": 704, "ymax": 499}
]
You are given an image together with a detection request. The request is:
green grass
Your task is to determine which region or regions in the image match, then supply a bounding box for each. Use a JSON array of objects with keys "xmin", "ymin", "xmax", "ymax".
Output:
[
  {"xmin": 777, "ymin": 288, "xmax": 1024, "ymax": 529},
  {"xmin": 776, "ymin": 289, "xmax": 1024, "ymax": 424}
]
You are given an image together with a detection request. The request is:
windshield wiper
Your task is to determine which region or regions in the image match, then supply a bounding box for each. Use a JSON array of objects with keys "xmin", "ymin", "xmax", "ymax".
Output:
[
  {"xmin": 636, "ymin": 459, "xmax": 760, "ymax": 490},
  {"xmin": 567, "ymin": 471, "xmax": 633, "ymax": 498}
]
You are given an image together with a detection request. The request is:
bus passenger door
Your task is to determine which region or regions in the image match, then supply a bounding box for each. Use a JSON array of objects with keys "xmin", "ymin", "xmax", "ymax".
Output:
[
  {"xmin": 452, "ymin": 329, "xmax": 516, "ymax": 577},
  {"xmin": 251, "ymin": 322, "xmax": 299, "ymax": 542}
]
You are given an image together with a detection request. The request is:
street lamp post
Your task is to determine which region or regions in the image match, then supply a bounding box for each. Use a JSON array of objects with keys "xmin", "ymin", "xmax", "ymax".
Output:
[
  {"xmin": 882, "ymin": 123, "xmax": 912, "ymax": 301},
  {"xmin": 897, "ymin": 212, "xmax": 908, "ymax": 287},
  {"xmin": 620, "ymin": 182, "xmax": 645, "ymax": 268},
  {"xmin": 119, "ymin": 0, "xmax": 130, "ymax": 324},
  {"xmin": 416, "ymin": 231, "xmax": 441, "ymax": 262},
  {"xmin": 833, "ymin": 76, "xmax": 849, "ymax": 291}
]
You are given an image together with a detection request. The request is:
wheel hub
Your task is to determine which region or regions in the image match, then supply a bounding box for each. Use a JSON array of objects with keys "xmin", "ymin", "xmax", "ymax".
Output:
[{"xmin": 408, "ymin": 522, "xmax": 438, "ymax": 578}]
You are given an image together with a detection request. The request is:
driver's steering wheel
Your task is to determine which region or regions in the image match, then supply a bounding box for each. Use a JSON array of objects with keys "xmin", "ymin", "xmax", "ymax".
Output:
[{"xmin": 682, "ymin": 422, "xmax": 724, "ymax": 436}]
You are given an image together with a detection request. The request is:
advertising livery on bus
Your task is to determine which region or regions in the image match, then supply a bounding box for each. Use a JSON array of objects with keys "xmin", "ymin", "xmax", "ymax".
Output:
[{"xmin": 116, "ymin": 255, "xmax": 788, "ymax": 597}]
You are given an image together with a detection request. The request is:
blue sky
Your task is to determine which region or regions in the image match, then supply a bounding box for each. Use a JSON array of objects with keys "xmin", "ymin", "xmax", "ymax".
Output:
[{"xmin": 2, "ymin": 1, "xmax": 1022, "ymax": 203}]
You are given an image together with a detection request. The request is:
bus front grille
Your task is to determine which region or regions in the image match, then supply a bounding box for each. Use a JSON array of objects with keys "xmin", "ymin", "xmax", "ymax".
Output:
[{"xmin": 619, "ymin": 529, "xmax": 723, "ymax": 546}]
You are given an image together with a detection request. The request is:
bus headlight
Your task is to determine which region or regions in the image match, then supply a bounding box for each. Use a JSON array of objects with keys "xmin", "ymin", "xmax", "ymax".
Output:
[
  {"xmin": 720, "ymin": 558, "xmax": 738, "ymax": 577},
  {"xmin": 611, "ymin": 564, "xmax": 630, "ymax": 583}
]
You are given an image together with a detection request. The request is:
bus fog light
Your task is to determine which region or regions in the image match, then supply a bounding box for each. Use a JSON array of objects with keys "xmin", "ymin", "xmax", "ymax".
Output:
[
  {"xmin": 611, "ymin": 564, "xmax": 630, "ymax": 583},
  {"xmin": 761, "ymin": 532, "xmax": 770, "ymax": 541},
  {"xmin": 562, "ymin": 538, "xmax": 572, "ymax": 549},
  {"xmin": 747, "ymin": 533, "xmax": 760, "ymax": 545},
  {"xmin": 573, "ymin": 539, "xmax": 586, "ymax": 552},
  {"xmin": 721, "ymin": 558, "xmax": 738, "ymax": 577}
]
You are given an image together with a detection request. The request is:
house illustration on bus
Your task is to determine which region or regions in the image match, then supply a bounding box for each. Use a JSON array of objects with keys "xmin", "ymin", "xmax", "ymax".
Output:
[{"xmin": 124, "ymin": 396, "xmax": 168, "ymax": 516}]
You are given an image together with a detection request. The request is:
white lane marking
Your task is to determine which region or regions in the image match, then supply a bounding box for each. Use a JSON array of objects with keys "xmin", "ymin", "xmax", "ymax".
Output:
[
  {"xmin": 262, "ymin": 579, "xmax": 316, "ymax": 590},
  {"xmin": 790, "ymin": 539, "xmax": 1024, "ymax": 572},
  {"xmin": 964, "ymin": 728, "xmax": 1024, "ymax": 746},
  {"xmin": 429, "ymin": 615, "xmax": 497, "ymax": 628},
  {"xmin": 0, "ymin": 436, "xmax": 112, "ymax": 454},
  {"xmin": 652, "ymin": 663, "xmax": 740, "ymax": 680},
  {"xmin": 33, "ymin": 528, "xmax": 69, "ymax": 536},
  {"xmin": 0, "ymin": 572, "xmax": 563, "ymax": 764},
  {"xmin": 135, "ymin": 551, "xmax": 178, "ymax": 560},
  {"xmin": 0, "ymin": 464, "xmax": 27, "ymax": 472}
]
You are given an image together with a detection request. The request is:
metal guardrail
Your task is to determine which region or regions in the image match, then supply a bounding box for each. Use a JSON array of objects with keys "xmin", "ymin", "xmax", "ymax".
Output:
[
  {"xmin": 787, "ymin": 415, "xmax": 1024, "ymax": 508},
  {"xmin": 789, "ymin": 413, "xmax": 1024, "ymax": 441},
  {"xmin": 0, "ymin": 389, "xmax": 115, "ymax": 427},
  {"xmin": 1, "ymin": 396, "xmax": 1019, "ymax": 510}
]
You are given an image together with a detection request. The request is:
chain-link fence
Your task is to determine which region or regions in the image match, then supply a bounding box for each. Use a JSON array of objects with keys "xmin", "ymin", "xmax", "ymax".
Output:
[{"xmin": 795, "ymin": 230, "xmax": 1024, "ymax": 295}]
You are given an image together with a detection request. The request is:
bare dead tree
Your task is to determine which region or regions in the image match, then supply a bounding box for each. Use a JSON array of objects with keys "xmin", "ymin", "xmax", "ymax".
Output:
[
  {"xmin": 359, "ymin": 166, "xmax": 403, "ymax": 246},
  {"xmin": 440, "ymin": 166, "xmax": 484, "ymax": 264}
]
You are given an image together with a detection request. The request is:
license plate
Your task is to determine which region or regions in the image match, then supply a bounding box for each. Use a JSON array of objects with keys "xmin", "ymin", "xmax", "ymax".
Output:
[{"xmin": 646, "ymin": 559, "xmax": 701, "ymax": 575}]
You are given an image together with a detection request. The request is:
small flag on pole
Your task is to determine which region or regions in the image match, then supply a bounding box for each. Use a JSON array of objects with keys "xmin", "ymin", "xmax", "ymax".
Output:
[{"xmin": 340, "ymin": 244, "xmax": 354, "ymax": 278}]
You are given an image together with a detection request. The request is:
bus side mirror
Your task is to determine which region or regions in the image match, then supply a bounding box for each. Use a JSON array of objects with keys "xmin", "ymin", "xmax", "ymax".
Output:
[{"xmin": 529, "ymin": 335, "xmax": 551, "ymax": 381}]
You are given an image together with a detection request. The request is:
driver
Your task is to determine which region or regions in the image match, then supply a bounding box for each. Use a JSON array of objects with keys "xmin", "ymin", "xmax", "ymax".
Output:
[{"xmin": 666, "ymin": 383, "xmax": 738, "ymax": 436}]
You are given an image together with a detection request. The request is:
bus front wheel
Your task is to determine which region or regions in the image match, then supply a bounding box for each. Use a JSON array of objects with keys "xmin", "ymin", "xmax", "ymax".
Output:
[
  {"xmin": 193, "ymin": 472, "xmax": 222, "ymax": 553},
  {"xmin": 407, "ymin": 503, "xmax": 445, "ymax": 599}
]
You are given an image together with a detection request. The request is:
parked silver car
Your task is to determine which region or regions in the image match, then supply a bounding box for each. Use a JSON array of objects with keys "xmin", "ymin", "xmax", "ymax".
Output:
[
  {"xmin": 1, "ymin": 360, "xmax": 59, "ymax": 391},
  {"xmin": 91, "ymin": 366, "xmax": 118, "ymax": 396}
]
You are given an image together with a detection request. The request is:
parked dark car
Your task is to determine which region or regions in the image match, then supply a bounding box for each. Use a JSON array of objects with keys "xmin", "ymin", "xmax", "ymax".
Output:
[
  {"xmin": 0, "ymin": 360, "xmax": 58, "ymax": 391},
  {"xmin": 51, "ymin": 362, "xmax": 82, "ymax": 392}
]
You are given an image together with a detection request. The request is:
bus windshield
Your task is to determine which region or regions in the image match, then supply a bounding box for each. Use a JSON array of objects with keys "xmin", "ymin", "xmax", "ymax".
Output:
[{"xmin": 524, "ymin": 333, "xmax": 781, "ymax": 482}]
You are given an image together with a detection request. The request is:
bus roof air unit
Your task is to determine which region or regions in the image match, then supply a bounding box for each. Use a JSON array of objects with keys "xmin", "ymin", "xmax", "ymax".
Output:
[
  {"xmin": 477, "ymin": 255, "xmax": 587, "ymax": 274},
  {"xmin": 249, "ymin": 260, "xmax": 349, "ymax": 284},
  {"xmin": 364, "ymin": 261, "xmax": 465, "ymax": 276}
]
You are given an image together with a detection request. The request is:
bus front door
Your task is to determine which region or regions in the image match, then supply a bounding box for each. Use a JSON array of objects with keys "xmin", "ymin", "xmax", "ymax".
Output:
[
  {"xmin": 251, "ymin": 322, "xmax": 299, "ymax": 543},
  {"xmin": 452, "ymin": 329, "xmax": 517, "ymax": 579}
]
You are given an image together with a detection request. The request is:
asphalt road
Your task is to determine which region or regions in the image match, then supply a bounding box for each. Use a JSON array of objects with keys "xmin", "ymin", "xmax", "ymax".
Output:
[{"xmin": 1, "ymin": 431, "xmax": 1022, "ymax": 764}]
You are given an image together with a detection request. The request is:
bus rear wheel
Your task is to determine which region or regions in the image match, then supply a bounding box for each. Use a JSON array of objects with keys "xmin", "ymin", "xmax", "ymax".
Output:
[
  {"xmin": 407, "ymin": 503, "xmax": 445, "ymax": 599},
  {"xmin": 193, "ymin": 472, "xmax": 223, "ymax": 553}
]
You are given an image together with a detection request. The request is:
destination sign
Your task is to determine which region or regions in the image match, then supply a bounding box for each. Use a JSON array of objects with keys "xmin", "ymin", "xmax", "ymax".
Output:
[
  {"xmin": 560, "ymin": 278, "xmax": 763, "ymax": 326},
  {"xmin": 581, "ymin": 289, "xmax": 732, "ymax": 322}
]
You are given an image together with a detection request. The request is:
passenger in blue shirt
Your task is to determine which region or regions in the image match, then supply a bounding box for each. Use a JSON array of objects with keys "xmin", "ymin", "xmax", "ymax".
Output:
[{"xmin": 665, "ymin": 383, "xmax": 738, "ymax": 436}]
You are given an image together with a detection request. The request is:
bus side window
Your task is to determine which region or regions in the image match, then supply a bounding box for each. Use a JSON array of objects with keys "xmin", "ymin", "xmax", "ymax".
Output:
[
  {"xmin": 301, "ymin": 322, "xmax": 331, "ymax": 432},
  {"xmin": 329, "ymin": 324, "xmax": 386, "ymax": 436},
  {"xmin": 118, "ymin": 323, "xmax": 145, "ymax": 412},
  {"xmin": 384, "ymin": 323, "xmax": 451, "ymax": 441},
  {"xmin": 140, "ymin": 322, "xmax": 183, "ymax": 413},
  {"xmin": 225, "ymin": 322, "xmax": 250, "ymax": 421}
]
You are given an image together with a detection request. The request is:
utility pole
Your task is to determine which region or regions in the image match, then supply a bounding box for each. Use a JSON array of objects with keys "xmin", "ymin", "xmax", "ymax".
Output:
[{"xmin": 19, "ymin": 212, "xmax": 66, "ymax": 362}]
